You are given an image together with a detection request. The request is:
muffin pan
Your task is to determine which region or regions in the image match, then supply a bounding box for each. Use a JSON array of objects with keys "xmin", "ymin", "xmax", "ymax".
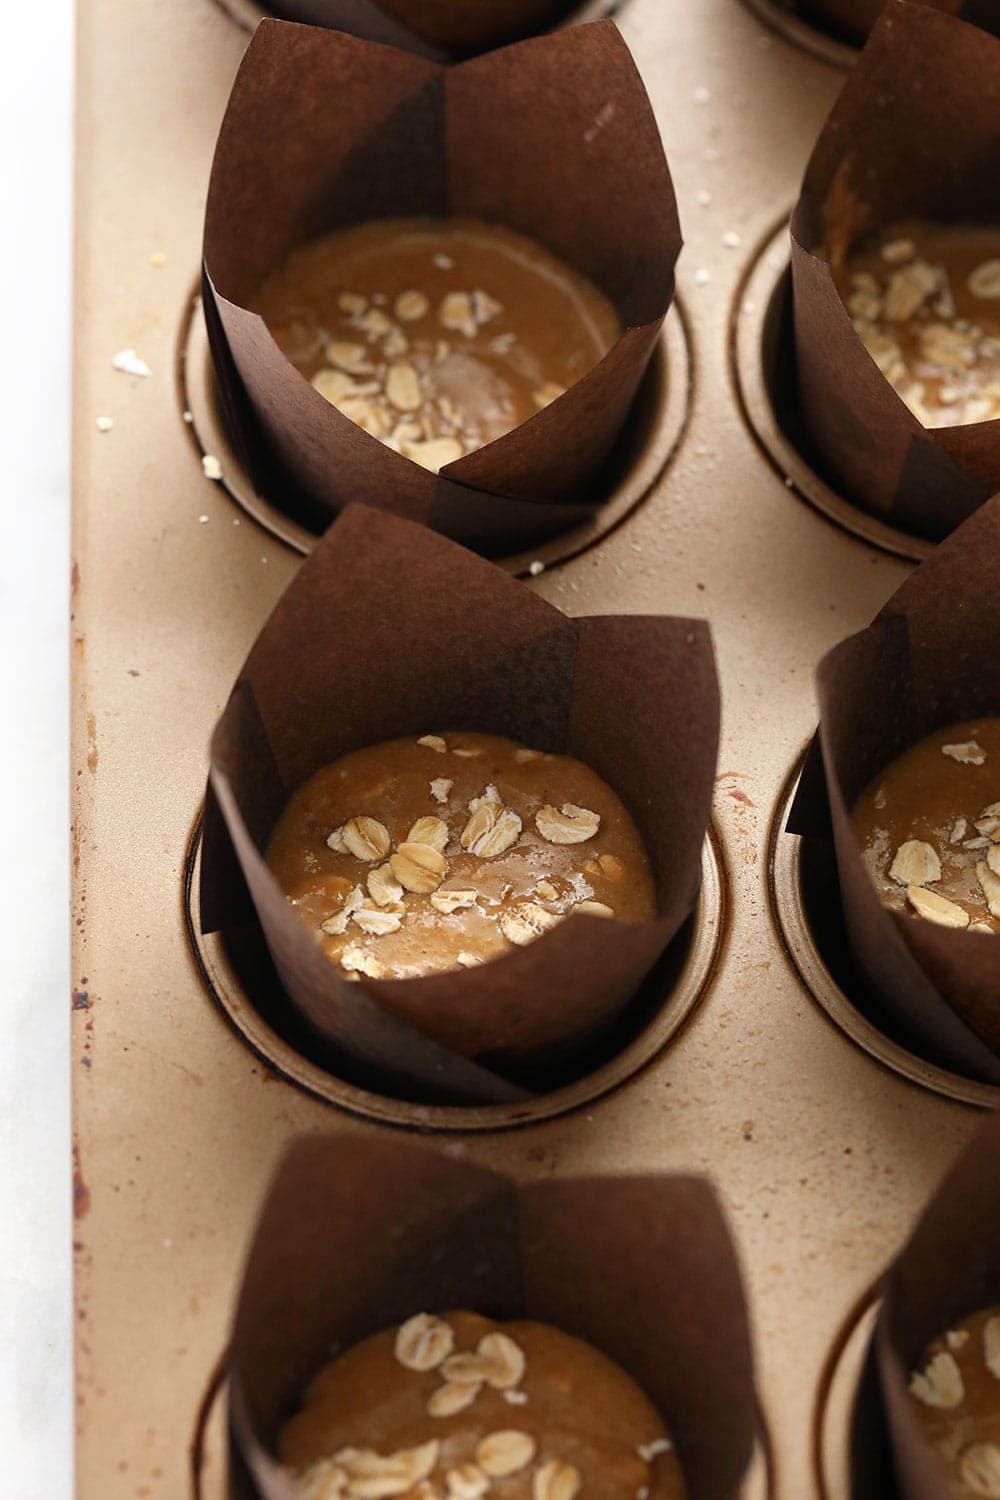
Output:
[{"xmin": 71, "ymin": 1, "xmax": 992, "ymax": 1497}]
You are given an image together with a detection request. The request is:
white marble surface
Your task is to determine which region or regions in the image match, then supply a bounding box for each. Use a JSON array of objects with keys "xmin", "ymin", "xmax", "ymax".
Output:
[{"xmin": 0, "ymin": 1, "xmax": 74, "ymax": 1495}]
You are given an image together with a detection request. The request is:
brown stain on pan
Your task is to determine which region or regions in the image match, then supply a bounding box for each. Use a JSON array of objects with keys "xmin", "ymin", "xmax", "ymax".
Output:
[{"xmin": 73, "ymin": 1141, "xmax": 91, "ymax": 1221}]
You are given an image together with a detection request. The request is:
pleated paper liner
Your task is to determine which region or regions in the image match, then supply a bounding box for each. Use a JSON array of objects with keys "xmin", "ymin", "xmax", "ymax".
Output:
[
  {"xmin": 790, "ymin": 0, "xmax": 1000, "ymax": 543},
  {"xmin": 228, "ymin": 1136, "xmax": 759, "ymax": 1500},
  {"xmin": 800, "ymin": 0, "xmax": 961, "ymax": 46},
  {"xmin": 847, "ymin": 1112, "xmax": 1000, "ymax": 1499},
  {"xmin": 202, "ymin": 20, "xmax": 680, "ymax": 554},
  {"xmin": 199, "ymin": 506, "xmax": 720, "ymax": 1106},
  {"xmin": 788, "ymin": 494, "xmax": 1000, "ymax": 1088},
  {"xmin": 268, "ymin": 0, "xmax": 577, "ymax": 54}
]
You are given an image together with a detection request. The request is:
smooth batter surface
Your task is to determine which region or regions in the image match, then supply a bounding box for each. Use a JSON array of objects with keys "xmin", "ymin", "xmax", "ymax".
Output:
[
  {"xmin": 249, "ymin": 217, "xmax": 621, "ymax": 471},
  {"xmin": 909, "ymin": 1305, "xmax": 1000, "ymax": 1497},
  {"xmin": 851, "ymin": 720, "xmax": 1000, "ymax": 934},
  {"xmin": 833, "ymin": 221, "xmax": 1000, "ymax": 429},
  {"xmin": 266, "ymin": 732, "xmax": 656, "ymax": 981},
  {"xmin": 281, "ymin": 1311, "xmax": 686, "ymax": 1500}
]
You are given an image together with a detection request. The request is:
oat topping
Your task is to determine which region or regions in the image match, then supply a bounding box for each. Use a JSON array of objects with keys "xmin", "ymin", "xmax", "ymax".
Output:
[
  {"xmin": 342, "ymin": 816, "xmax": 392, "ymax": 862},
  {"xmin": 958, "ymin": 1444, "xmax": 1000, "ymax": 1497},
  {"xmin": 427, "ymin": 1381, "xmax": 482, "ymax": 1418},
  {"xmin": 407, "ymin": 816, "xmax": 450, "ymax": 853},
  {"xmin": 943, "ymin": 741, "xmax": 988, "ymax": 766},
  {"xmin": 430, "ymin": 889, "xmax": 479, "ymax": 914},
  {"xmin": 535, "ymin": 804, "xmax": 601, "ymax": 845},
  {"xmin": 251, "ymin": 219, "xmax": 620, "ymax": 474},
  {"xmin": 270, "ymin": 733, "xmax": 653, "ymax": 980},
  {"xmin": 368, "ymin": 864, "xmax": 404, "ymax": 908},
  {"xmin": 986, "ymin": 1316, "xmax": 1000, "ymax": 1379},
  {"xmin": 976, "ymin": 861, "xmax": 1000, "ymax": 917},
  {"xmin": 636, "ymin": 1439, "xmax": 673, "ymax": 1461},
  {"xmin": 340, "ymin": 945, "xmax": 385, "ymax": 978},
  {"xmin": 286, "ymin": 1313, "xmax": 679, "ymax": 1500},
  {"xmin": 838, "ymin": 223, "xmax": 1000, "ymax": 429},
  {"xmin": 533, "ymin": 1461, "xmax": 581, "ymax": 1500},
  {"xmin": 396, "ymin": 1314, "xmax": 455, "ymax": 1372},
  {"xmin": 906, "ymin": 885, "xmax": 971, "ymax": 929},
  {"xmin": 475, "ymin": 1431, "xmax": 537, "ymax": 1478},
  {"xmin": 889, "ymin": 839, "xmax": 942, "ymax": 887},
  {"xmin": 499, "ymin": 903, "xmax": 560, "ymax": 946},
  {"xmin": 910, "ymin": 1350, "xmax": 966, "ymax": 1408},
  {"xmin": 321, "ymin": 886, "xmax": 364, "ymax": 936},
  {"xmin": 461, "ymin": 804, "xmax": 523, "ymax": 859},
  {"xmin": 854, "ymin": 723, "xmax": 1000, "ymax": 934},
  {"xmin": 390, "ymin": 841, "xmax": 447, "ymax": 894}
]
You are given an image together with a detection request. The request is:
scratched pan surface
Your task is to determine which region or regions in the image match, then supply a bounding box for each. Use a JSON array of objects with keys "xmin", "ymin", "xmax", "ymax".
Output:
[{"xmin": 71, "ymin": 1, "xmax": 986, "ymax": 1497}]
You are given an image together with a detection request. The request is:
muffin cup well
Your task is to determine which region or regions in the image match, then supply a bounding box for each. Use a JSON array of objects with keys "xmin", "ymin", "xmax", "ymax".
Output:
[
  {"xmin": 789, "ymin": 0, "xmax": 1000, "ymax": 542},
  {"xmin": 199, "ymin": 506, "xmax": 719, "ymax": 1104},
  {"xmin": 849, "ymin": 1113, "xmax": 1000, "ymax": 1500},
  {"xmin": 788, "ymin": 495, "xmax": 1000, "ymax": 1086},
  {"xmin": 228, "ymin": 1136, "xmax": 759, "ymax": 1500},
  {"xmin": 268, "ymin": 0, "xmax": 577, "ymax": 55},
  {"xmin": 201, "ymin": 19, "xmax": 680, "ymax": 553}
]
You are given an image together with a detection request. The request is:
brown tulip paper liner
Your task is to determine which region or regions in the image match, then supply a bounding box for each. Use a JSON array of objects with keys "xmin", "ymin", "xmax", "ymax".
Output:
[
  {"xmin": 789, "ymin": 0, "xmax": 1000, "ymax": 543},
  {"xmin": 801, "ymin": 0, "xmax": 973, "ymax": 48},
  {"xmin": 788, "ymin": 494, "xmax": 1000, "ymax": 1085},
  {"xmin": 267, "ymin": 0, "xmax": 577, "ymax": 56},
  {"xmin": 199, "ymin": 505, "xmax": 719, "ymax": 1105},
  {"xmin": 201, "ymin": 19, "xmax": 679, "ymax": 554},
  {"xmin": 846, "ymin": 1112, "xmax": 1000, "ymax": 1500},
  {"xmin": 227, "ymin": 1136, "xmax": 758, "ymax": 1500}
]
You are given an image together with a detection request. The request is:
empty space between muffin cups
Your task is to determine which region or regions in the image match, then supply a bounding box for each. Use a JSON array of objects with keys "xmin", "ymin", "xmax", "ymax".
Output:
[
  {"xmin": 265, "ymin": 0, "xmax": 583, "ymax": 55},
  {"xmin": 789, "ymin": 1, "xmax": 1000, "ymax": 544},
  {"xmin": 198, "ymin": 506, "xmax": 720, "ymax": 1107},
  {"xmin": 227, "ymin": 1137, "xmax": 759, "ymax": 1500},
  {"xmin": 849, "ymin": 1113, "xmax": 1000, "ymax": 1500},
  {"xmin": 200, "ymin": 19, "xmax": 680, "ymax": 555},
  {"xmin": 786, "ymin": 495, "xmax": 1000, "ymax": 1089}
]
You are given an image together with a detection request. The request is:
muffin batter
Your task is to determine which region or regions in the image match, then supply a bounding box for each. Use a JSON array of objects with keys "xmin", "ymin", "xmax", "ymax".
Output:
[
  {"xmin": 833, "ymin": 221, "xmax": 1000, "ymax": 429},
  {"xmin": 908, "ymin": 1305, "xmax": 1000, "ymax": 1497},
  {"xmin": 281, "ymin": 1310, "xmax": 686, "ymax": 1500},
  {"xmin": 266, "ymin": 732, "xmax": 656, "ymax": 981},
  {"xmin": 249, "ymin": 217, "xmax": 621, "ymax": 471},
  {"xmin": 851, "ymin": 720, "xmax": 1000, "ymax": 933}
]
